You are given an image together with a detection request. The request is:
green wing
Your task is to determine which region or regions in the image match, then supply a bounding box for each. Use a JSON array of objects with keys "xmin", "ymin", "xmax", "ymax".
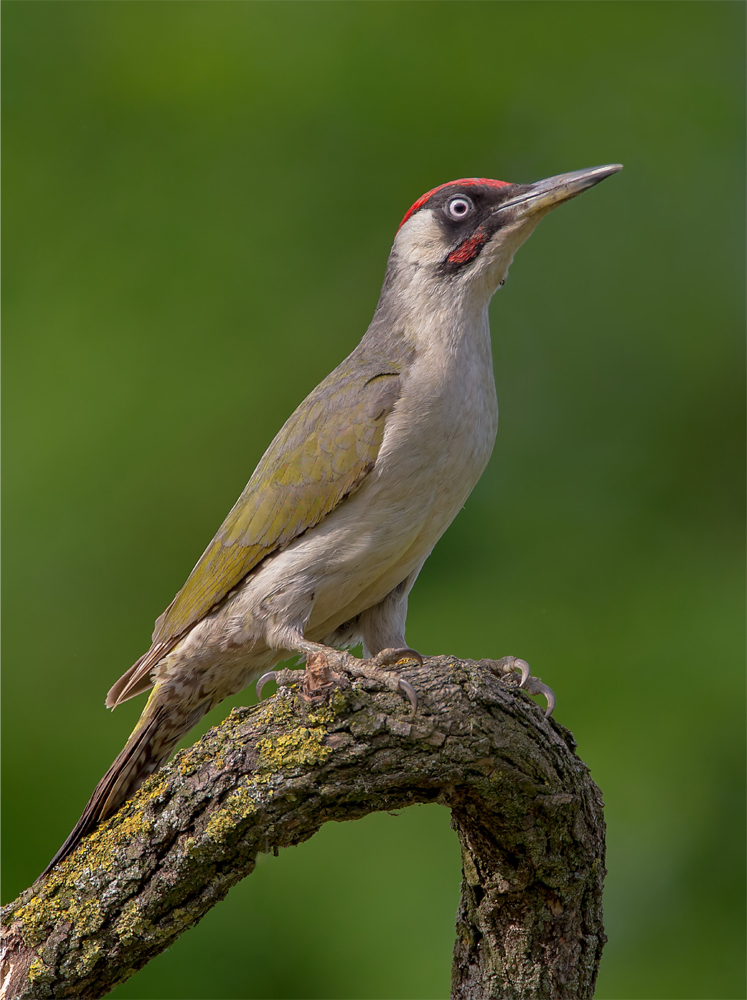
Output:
[{"xmin": 152, "ymin": 363, "xmax": 401, "ymax": 645}]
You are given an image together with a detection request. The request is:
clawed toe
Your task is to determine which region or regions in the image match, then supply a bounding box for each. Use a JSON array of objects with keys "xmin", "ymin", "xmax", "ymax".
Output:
[
  {"xmin": 256, "ymin": 670, "xmax": 276, "ymax": 701},
  {"xmin": 396, "ymin": 677, "xmax": 418, "ymax": 714},
  {"xmin": 371, "ymin": 647, "xmax": 424, "ymax": 669},
  {"xmin": 488, "ymin": 656, "xmax": 556, "ymax": 717},
  {"xmin": 366, "ymin": 648, "xmax": 421, "ymax": 714},
  {"xmin": 523, "ymin": 675, "xmax": 556, "ymax": 717},
  {"xmin": 256, "ymin": 668, "xmax": 301, "ymax": 702},
  {"xmin": 256, "ymin": 647, "xmax": 420, "ymax": 716},
  {"xmin": 337, "ymin": 648, "xmax": 421, "ymax": 715},
  {"xmin": 255, "ymin": 642, "xmax": 422, "ymax": 715},
  {"xmin": 513, "ymin": 657, "xmax": 532, "ymax": 687}
]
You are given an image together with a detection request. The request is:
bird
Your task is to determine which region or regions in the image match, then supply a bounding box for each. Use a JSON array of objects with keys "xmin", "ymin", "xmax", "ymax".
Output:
[{"xmin": 41, "ymin": 163, "xmax": 622, "ymax": 877}]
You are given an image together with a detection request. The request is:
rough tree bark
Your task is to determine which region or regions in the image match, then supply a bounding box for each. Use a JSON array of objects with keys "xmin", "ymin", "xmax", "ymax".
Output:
[{"xmin": 1, "ymin": 655, "xmax": 606, "ymax": 1000}]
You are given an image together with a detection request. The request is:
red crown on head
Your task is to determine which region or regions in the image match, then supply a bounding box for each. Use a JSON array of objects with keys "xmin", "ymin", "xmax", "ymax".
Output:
[{"xmin": 398, "ymin": 177, "xmax": 511, "ymax": 232}]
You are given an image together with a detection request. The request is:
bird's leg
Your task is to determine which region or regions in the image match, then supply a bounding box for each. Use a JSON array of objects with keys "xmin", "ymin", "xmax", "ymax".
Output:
[
  {"xmin": 256, "ymin": 637, "xmax": 421, "ymax": 714},
  {"xmin": 485, "ymin": 655, "xmax": 556, "ymax": 717}
]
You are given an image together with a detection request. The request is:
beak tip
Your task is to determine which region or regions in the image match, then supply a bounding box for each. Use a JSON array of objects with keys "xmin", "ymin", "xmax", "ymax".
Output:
[
  {"xmin": 589, "ymin": 163, "xmax": 623, "ymax": 183},
  {"xmin": 495, "ymin": 162, "xmax": 624, "ymax": 220}
]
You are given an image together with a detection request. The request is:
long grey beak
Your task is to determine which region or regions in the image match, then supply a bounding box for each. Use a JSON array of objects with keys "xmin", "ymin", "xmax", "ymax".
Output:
[{"xmin": 496, "ymin": 164, "xmax": 623, "ymax": 219}]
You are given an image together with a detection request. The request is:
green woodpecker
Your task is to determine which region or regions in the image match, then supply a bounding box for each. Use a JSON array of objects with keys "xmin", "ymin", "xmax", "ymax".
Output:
[{"xmin": 42, "ymin": 163, "xmax": 621, "ymax": 876}]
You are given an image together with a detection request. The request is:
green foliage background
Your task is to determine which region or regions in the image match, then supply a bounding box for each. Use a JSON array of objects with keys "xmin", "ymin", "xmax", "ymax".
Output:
[{"xmin": 3, "ymin": 3, "xmax": 744, "ymax": 998}]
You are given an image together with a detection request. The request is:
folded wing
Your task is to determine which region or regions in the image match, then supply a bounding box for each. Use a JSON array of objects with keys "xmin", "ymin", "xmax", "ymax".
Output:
[{"xmin": 106, "ymin": 363, "xmax": 402, "ymax": 708}]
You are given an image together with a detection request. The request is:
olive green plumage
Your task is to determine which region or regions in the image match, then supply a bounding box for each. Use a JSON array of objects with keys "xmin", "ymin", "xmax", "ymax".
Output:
[
  {"xmin": 157, "ymin": 366, "xmax": 402, "ymax": 645},
  {"xmin": 41, "ymin": 165, "xmax": 621, "ymax": 880},
  {"xmin": 106, "ymin": 359, "xmax": 403, "ymax": 708}
]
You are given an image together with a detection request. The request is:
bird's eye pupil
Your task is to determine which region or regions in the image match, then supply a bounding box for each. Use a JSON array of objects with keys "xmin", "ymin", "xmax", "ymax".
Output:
[{"xmin": 447, "ymin": 196, "xmax": 472, "ymax": 219}]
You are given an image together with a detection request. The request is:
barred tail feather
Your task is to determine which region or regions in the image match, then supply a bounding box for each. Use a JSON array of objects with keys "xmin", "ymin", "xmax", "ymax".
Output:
[
  {"xmin": 105, "ymin": 639, "xmax": 177, "ymax": 709},
  {"xmin": 39, "ymin": 704, "xmax": 167, "ymax": 879}
]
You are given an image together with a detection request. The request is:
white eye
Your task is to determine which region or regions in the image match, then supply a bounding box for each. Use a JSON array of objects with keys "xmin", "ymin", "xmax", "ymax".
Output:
[{"xmin": 446, "ymin": 196, "xmax": 473, "ymax": 220}]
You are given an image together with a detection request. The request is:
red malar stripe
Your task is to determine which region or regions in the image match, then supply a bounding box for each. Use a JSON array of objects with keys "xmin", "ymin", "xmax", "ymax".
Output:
[{"xmin": 446, "ymin": 231, "xmax": 487, "ymax": 265}]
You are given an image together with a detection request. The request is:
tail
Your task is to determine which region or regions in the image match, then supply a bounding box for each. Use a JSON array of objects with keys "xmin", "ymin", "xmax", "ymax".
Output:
[{"xmin": 39, "ymin": 702, "xmax": 170, "ymax": 879}]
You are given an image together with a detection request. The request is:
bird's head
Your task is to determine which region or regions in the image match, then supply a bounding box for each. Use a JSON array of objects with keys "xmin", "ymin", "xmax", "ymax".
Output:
[{"xmin": 390, "ymin": 165, "xmax": 622, "ymax": 304}]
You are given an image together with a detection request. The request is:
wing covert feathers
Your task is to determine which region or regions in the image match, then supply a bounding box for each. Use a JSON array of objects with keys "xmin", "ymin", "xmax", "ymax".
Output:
[{"xmin": 107, "ymin": 363, "xmax": 401, "ymax": 708}]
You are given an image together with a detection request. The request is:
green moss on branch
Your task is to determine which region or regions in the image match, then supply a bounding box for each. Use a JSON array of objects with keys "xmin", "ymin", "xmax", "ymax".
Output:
[{"xmin": 1, "ymin": 657, "xmax": 605, "ymax": 1000}]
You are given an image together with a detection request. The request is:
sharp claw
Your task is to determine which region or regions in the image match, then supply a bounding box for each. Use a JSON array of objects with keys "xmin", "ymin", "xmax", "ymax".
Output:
[
  {"xmin": 514, "ymin": 658, "xmax": 531, "ymax": 688},
  {"xmin": 398, "ymin": 678, "xmax": 418, "ymax": 716},
  {"xmin": 542, "ymin": 684, "xmax": 556, "ymax": 718},
  {"xmin": 401, "ymin": 647, "xmax": 424, "ymax": 668},
  {"xmin": 491, "ymin": 655, "xmax": 531, "ymax": 686},
  {"xmin": 375, "ymin": 646, "xmax": 423, "ymax": 668},
  {"xmin": 523, "ymin": 676, "xmax": 556, "ymax": 717},
  {"xmin": 256, "ymin": 671, "xmax": 277, "ymax": 701},
  {"xmin": 489, "ymin": 657, "xmax": 556, "ymax": 717}
]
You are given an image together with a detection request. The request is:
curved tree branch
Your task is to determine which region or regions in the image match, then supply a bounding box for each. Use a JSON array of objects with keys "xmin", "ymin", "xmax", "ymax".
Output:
[{"xmin": 1, "ymin": 656, "xmax": 606, "ymax": 1000}]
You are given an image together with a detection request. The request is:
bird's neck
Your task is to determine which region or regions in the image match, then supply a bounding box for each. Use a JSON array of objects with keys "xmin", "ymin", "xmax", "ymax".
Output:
[{"xmin": 367, "ymin": 257, "xmax": 498, "ymax": 369}]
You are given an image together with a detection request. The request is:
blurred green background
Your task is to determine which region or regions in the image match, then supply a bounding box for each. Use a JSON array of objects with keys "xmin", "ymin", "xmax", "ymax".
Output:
[{"xmin": 3, "ymin": 2, "xmax": 744, "ymax": 998}]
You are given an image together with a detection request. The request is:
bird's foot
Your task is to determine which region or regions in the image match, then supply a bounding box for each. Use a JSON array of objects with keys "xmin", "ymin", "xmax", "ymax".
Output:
[
  {"xmin": 336, "ymin": 647, "xmax": 421, "ymax": 715},
  {"xmin": 256, "ymin": 649, "xmax": 347, "ymax": 706},
  {"xmin": 256, "ymin": 646, "xmax": 421, "ymax": 715},
  {"xmin": 486, "ymin": 655, "xmax": 556, "ymax": 717}
]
